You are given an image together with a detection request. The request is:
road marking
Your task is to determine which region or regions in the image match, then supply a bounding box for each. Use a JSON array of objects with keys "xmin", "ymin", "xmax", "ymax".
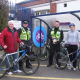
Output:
[
  {"xmin": 32, "ymin": 64, "xmax": 54, "ymax": 67},
  {"xmin": 40, "ymin": 64, "xmax": 78, "ymax": 68},
  {"xmin": 5, "ymin": 75, "xmax": 80, "ymax": 80},
  {"xmin": 0, "ymin": 64, "xmax": 79, "ymax": 80}
]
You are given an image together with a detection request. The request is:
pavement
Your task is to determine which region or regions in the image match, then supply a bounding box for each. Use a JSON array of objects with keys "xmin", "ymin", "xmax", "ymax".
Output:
[{"xmin": 1, "ymin": 60, "xmax": 80, "ymax": 80}]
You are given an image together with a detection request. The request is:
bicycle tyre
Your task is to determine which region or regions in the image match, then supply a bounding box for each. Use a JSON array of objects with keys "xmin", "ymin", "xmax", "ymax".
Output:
[
  {"xmin": 37, "ymin": 47, "xmax": 49, "ymax": 61},
  {"xmin": 0, "ymin": 59, "xmax": 8, "ymax": 78},
  {"xmin": 53, "ymin": 52, "xmax": 68, "ymax": 70},
  {"xmin": 78, "ymin": 60, "xmax": 80, "ymax": 71},
  {"xmin": 22, "ymin": 56, "xmax": 39, "ymax": 75}
]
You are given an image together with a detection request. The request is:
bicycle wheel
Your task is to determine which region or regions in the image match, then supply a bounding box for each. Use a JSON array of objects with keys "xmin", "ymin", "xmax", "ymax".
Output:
[
  {"xmin": 37, "ymin": 47, "xmax": 49, "ymax": 61},
  {"xmin": 22, "ymin": 56, "xmax": 39, "ymax": 75},
  {"xmin": 53, "ymin": 52, "xmax": 68, "ymax": 69},
  {"xmin": 78, "ymin": 60, "xmax": 80, "ymax": 71},
  {"xmin": 0, "ymin": 59, "xmax": 8, "ymax": 78}
]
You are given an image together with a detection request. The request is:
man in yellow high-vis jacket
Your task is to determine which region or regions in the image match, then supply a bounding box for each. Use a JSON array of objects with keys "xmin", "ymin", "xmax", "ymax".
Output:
[
  {"xmin": 47, "ymin": 21, "xmax": 64, "ymax": 67},
  {"xmin": 17, "ymin": 20, "xmax": 32, "ymax": 69}
]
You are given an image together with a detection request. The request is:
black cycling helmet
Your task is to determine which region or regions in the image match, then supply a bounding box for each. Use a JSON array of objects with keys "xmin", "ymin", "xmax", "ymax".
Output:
[{"xmin": 69, "ymin": 23, "xmax": 75, "ymax": 27}]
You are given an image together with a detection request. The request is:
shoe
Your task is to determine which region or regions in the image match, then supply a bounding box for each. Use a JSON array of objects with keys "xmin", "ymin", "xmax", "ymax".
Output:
[
  {"xmin": 7, "ymin": 72, "xmax": 13, "ymax": 75},
  {"xmin": 47, "ymin": 64, "xmax": 52, "ymax": 67},
  {"xmin": 14, "ymin": 70, "xmax": 22, "ymax": 73},
  {"xmin": 56, "ymin": 62, "xmax": 61, "ymax": 67},
  {"xmin": 56, "ymin": 64, "xmax": 60, "ymax": 68},
  {"xmin": 68, "ymin": 66, "xmax": 71, "ymax": 70},
  {"xmin": 26, "ymin": 65, "xmax": 32, "ymax": 69},
  {"xmin": 73, "ymin": 67, "xmax": 76, "ymax": 71}
]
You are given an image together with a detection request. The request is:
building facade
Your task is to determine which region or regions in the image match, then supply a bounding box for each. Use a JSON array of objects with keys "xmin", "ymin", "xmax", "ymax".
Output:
[{"xmin": 17, "ymin": 0, "xmax": 80, "ymax": 31}]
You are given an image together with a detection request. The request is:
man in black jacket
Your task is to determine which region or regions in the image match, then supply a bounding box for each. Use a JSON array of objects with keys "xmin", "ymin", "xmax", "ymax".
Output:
[
  {"xmin": 17, "ymin": 20, "xmax": 32, "ymax": 69},
  {"xmin": 47, "ymin": 21, "xmax": 63, "ymax": 67}
]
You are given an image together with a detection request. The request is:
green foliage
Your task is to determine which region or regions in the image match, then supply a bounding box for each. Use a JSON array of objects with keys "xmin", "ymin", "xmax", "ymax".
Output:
[{"xmin": 0, "ymin": 0, "xmax": 9, "ymax": 32}]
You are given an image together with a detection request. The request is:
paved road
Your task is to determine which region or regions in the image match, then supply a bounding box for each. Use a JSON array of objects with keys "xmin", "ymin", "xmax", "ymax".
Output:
[{"xmin": 1, "ymin": 60, "xmax": 80, "ymax": 80}]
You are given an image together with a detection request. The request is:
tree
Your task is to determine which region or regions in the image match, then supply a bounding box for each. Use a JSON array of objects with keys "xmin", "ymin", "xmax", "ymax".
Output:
[{"xmin": 0, "ymin": 0, "xmax": 9, "ymax": 32}]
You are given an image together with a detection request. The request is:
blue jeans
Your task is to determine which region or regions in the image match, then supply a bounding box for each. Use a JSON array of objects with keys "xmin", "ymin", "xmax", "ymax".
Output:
[{"xmin": 5, "ymin": 53, "xmax": 18, "ymax": 71}]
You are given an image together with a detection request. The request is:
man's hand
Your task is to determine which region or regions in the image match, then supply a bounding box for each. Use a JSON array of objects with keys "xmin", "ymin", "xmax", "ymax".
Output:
[
  {"xmin": 3, "ymin": 45, "xmax": 7, "ymax": 49},
  {"xmin": 52, "ymin": 37, "xmax": 56, "ymax": 39},
  {"xmin": 20, "ymin": 42, "xmax": 24, "ymax": 44}
]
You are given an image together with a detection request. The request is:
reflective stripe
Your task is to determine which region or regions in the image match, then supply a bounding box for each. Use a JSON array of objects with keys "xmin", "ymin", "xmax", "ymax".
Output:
[
  {"xmin": 20, "ymin": 27, "xmax": 31, "ymax": 40},
  {"xmin": 50, "ymin": 28, "xmax": 61, "ymax": 41}
]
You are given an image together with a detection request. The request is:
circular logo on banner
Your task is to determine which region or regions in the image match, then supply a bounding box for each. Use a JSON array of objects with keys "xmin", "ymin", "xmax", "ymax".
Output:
[{"xmin": 33, "ymin": 26, "xmax": 47, "ymax": 47}]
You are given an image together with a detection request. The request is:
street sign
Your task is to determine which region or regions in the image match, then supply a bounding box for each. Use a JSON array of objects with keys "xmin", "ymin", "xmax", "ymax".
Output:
[
  {"xmin": 10, "ymin": 20, "xmax": 21, "ymax": 30},
  {"xmin": 33, "ymin": 26, "xmax": 47, "ymax": 47}
]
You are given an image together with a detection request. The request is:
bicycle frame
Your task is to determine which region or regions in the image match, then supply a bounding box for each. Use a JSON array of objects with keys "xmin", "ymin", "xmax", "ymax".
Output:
[
  {"xmin": 63, "ymin": 47, "xmax": 80, "ymax": 63},
  {"xmin": 70, "ymin": 49, "xmax": 80, "ymax": 62},
  {"xmin": 0, "ymin": 50, "xmax": 27, "ymax": 70}
]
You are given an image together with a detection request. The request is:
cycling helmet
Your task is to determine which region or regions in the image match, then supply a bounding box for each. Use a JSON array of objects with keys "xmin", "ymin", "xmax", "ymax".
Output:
[{"xmin": 69, "ymin": 23, "xmax": 75, "ymax": 27}]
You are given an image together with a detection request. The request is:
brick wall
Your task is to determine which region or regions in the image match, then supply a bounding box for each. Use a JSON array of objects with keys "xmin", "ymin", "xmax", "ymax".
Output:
[
  {"xmin": 19, "ymin": 0, "xmax": 56, "ymax": 7},
  {"xmin": 19, "ymin": 0, "xmax": 57, "ymax": 13},
  {"xmin": 20, "ymin": 0, "xmax": 50, "ymax": 7},
  {"xmin": 50, "ymin": 3, "xmax": 57, "ymax": 13}
]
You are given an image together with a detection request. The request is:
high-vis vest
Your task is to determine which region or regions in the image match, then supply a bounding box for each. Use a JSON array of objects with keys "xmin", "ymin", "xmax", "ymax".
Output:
[
  {"xmin": 50, "ymin": 28, "xmax": 61, "ymax": 41},
  {"xmin": 20, "ymin": 27, "xmax": 31, "ymax": 40}
]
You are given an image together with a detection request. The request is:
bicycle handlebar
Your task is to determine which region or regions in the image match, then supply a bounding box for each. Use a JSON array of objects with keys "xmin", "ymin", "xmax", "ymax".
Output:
[
  {"xmin": 0, "ymin": 47, "xmax": 4, "ymax": 51},
  {"xmin": 20, "ymin": 43, "xmax": 34, "ymax": 49},
  {"xmin": 40, "ymin": 41, "xmax": 50, "ymax": 45}
]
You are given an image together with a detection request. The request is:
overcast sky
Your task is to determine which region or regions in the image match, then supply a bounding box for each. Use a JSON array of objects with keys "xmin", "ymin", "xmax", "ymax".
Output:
[{"xmin": 8, "ymin": 0, "xmax": 27, "ymax": 3}]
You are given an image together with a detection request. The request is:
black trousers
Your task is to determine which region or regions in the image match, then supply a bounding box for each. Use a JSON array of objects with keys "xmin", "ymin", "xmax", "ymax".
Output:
[
  {"xmin": 67, "ymin": 45, "xmax": 78, "ymax": 68},
  {"xmin": 19, "ymin": 46, "xmax": 30, "ymax": 68},
  {"xmin": 49, "ymin": 43, "xmax": 60, "ymax": 65}
]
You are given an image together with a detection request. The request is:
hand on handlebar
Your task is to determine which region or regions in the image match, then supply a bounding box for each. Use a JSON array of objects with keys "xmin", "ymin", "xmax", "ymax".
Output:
[
  {"xmin": 20, "ymin": 42, "xmax": 24, "ymax": 44},
  {"xmin": 3, "ymin": 45, "xmax": 7, "ymax": 49}
]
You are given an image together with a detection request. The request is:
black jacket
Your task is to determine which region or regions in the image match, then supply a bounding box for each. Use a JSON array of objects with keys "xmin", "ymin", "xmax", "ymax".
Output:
[{"xmin": 47, "ymin": 27, "xmax": 63, "ymax": 45}]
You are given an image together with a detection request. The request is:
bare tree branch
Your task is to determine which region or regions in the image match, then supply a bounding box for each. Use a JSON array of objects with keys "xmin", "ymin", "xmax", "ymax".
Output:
[{"xmin": 0, "ymin": 0, "xmax": 9, "ymax": 32}]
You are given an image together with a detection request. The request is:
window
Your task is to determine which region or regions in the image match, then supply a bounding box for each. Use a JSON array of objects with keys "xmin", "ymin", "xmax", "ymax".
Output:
[
  {"xmin": 35, "ymin": 10, "xmax": 50, "ymax": 16},
  {"xmin": 41, "ymin": 11, "xmax": 46, "ymax": 15},
  {"xmin": 47, "ymin": 11, "xmax": 50, "ymax": 14},
  {"xmin": 64, "ymin": 3, "xmax": 67, "ymax": 7},
  {"xmin": 36, "ymin": 12, "xmax": 39, "ymax": 15}
]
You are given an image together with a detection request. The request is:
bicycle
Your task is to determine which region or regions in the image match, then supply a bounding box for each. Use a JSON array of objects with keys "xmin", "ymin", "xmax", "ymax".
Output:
[
  {"xmin": 53, "ymin": 43, "xmax": 80, "ymax": 70},
  {"xmin": 36, "ymin": 41, "xmax": 66, "ymax": 61},
  {"xmin": 0, "ymin": 44, "xmax": 39, "ymax": 78},
  {"xmin": 36, "ymin": 41, "xmax": 50, "ymax": 61}
]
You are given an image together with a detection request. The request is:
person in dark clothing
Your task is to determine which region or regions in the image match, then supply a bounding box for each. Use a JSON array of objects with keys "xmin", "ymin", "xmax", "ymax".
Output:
[
  {"xmin": 47, "ymin": 21, "xmax": 63, "ymax": 67},
  {"xmin": 17, "ymin": 20, "xmax": 32, "ymax": 69}
]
